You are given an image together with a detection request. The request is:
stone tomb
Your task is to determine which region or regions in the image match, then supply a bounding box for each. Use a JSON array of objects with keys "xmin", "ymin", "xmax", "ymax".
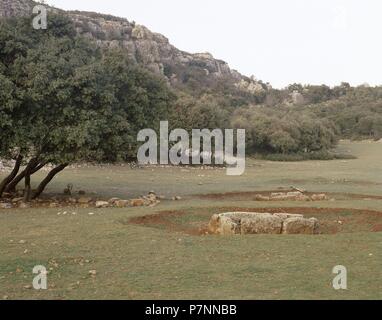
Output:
[{"xmin": 208, "ymin": 212, "xmax": 320, "ymax": 235}]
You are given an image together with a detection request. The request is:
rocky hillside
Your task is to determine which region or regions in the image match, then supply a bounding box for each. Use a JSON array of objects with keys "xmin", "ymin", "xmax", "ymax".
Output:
[
  {"xmin": 0, "ymin": 0, "xmax": 266, "ymax": 95},
  {"xmin": 0, "ymin": 0, "xmax": 34, "ymax": 17}
]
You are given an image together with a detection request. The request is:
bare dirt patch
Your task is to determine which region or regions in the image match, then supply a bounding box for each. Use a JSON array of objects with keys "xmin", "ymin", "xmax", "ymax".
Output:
[{"xmin": 128, "ymin": 207, "xmax": 382, "ymax": 236}]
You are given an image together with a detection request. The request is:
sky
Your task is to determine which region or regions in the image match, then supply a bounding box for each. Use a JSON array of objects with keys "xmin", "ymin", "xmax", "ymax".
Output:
[{"xmin": 44, "ymin": 0, "xmax": 382, "ymax": 88}]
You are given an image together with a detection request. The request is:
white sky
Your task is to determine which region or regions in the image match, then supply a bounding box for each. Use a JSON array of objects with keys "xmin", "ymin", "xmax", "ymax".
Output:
[{"xmin": 44, "ymin": 0, "xmax": 382, "ymax": 88}]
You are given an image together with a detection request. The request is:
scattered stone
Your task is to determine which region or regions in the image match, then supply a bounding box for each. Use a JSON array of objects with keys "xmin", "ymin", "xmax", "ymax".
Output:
[
  {"xmin": 2, "ymin": 295, "xmax": 9, "ymax": 300},
  {"xmin": 290, "ymin": 186, "xmax": 306, "ymax": 193},
  {"xmin": 130, "ymin": 199, "xmax": 145, "ymax": 207},
  {"xmin": 11, "ymin": 197, "xmax": 24, "ymax": 203},
  {"xmin": 49, "ymin": 203, "xmax": 59, "ymax": 208},
  {"xmin": 23, "ymin": 285, "xmax": 32, "ymax": 290},
  {"xmin": 311, "ymin": 194, "xmax": 328, "ymax": 201},
  {"xmin": 95, "ymin": 201, "xmax": 109, "ymax": 208},
  {"xmin": 88, "ymin": 212, "xmax": 95, "ymax": 216},
  {"xmin": 68, "ymin": 197, "xmax": 77, "ymax": 204},
  {"xmin": 254, "ymin": 194, "xmax": 270, "ymax": 201},
  {"xmin": 108, "ymin": 197, "xmax": 121, "ymax": 205},
  {"xmin": 0, "ymin": 202, "xmax": 12, "ymax": 209},
  {"xmin": 18, "ymin": 202, "xmax": 30, "ymax": 209},
  {"xmin": 78, "ymin": 197, "xmax": 92, "ymax": 204},
  {"xmin": 114, "ymin": 200, "xmax": 130, "ymax": 208},
  {"xmin": 254, "ymin": 191, "xmax": 327, "ymax": 202},
  {"xmin": 149, "ymin": 200, "xmax": 160, "ymax": 207},
  {"xmin": 271, "ymin": 192, "xmax": 285, "ymax": 197},
  {"xmin": 88, "ymin": 270, "xmax": 97, "ymax": 276}
]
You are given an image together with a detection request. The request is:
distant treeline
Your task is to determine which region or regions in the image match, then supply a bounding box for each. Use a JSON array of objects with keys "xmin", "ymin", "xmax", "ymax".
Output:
[{"xmin": 173, "ymin": 81, "xmax": 382, "ymax": 158}]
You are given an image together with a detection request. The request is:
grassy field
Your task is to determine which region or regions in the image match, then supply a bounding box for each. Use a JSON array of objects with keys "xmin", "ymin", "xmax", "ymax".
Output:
[{"xmin": 1, "ymin": 141, "xmax": 382, "ymax": 300}]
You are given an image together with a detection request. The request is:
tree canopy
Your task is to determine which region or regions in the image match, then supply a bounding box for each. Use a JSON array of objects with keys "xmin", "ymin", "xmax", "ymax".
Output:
[{"xmin": 0, "ymin": 14, "xmax": 175, "ymax": 199}]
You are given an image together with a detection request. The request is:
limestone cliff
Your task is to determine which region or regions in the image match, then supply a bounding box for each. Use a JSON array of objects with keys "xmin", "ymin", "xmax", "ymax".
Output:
[{"xmin": 0, "ymin": 0, "xmax": 266, "ymax": 94}]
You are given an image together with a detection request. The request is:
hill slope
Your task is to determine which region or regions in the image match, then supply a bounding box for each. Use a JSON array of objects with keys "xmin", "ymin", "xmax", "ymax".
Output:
[{"xmin": 0, "ymin": 0, "xmax": 265, "ymax": 96}]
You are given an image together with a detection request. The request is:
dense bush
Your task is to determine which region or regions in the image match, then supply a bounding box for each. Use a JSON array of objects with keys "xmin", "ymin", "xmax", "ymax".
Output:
[{"xmin": 230, "ymin": 106, "xmax": 338, "ymax": 154}]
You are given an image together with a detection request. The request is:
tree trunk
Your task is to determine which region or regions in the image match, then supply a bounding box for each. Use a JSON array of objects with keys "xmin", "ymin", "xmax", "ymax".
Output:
[
  {"xmin": 0, "ymin": 155, "xmax": 23, "ymax": 198},
  {"xmin": 23, "ymin": 159, "xmax": 39, "ymax": 202},
  {"xmin": 5, "ymin": 161, "xmax": 46, "ymax": 193},
  {"xmin": 32, "ymin": 164, "xmax": 68, "ymax": 200}
]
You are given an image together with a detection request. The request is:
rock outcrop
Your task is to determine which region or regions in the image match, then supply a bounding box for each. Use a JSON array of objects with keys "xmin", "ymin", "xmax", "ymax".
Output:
[
  {"xmin": 0, "ymin": 0, "xmax": 34, "ymax": 18},
  {"xmin": 0, "ymin": 0, "xmax": 264, "ymax": 94}
]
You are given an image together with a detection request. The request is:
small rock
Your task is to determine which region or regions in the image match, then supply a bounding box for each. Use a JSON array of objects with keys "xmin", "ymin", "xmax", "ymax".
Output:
[
  {"xmin": 254, "ymin": 194, "xmax": 270, "ymax": 201},
  {"xmin": 149, "ymin": 200, "xmax": 161, "ymax": 207},
  {"xmin": 88, "ymin": 212, "xmax": 95, "ymax": 216},
  {"xmin": 108, "ymin": 197, "xmax": 120, "ymax": 205},
  {"xmin": 18, "ymin": 202, "xmax": 30, "ymax": 209},
  {"xmin": 130, "ymin": 199, "xmax": 145, "ymax": 207},
  {"xmin": 310, "ymin": 194, "xmax": 328, "ymax": 201},
  {"xmin": 95, "ymin": 201, "xmax": 109, "ymax": 208},
  {"xmin": 0, "ymin": 203, "xmax": 12, "ymax": 209},
  {"xmin": 88, "ymin": 270, "xmax": 97, "ymax": 276},
  {"xmin": 78, "ymin": 197, "xmax": 92, "ymax": 204},
  {"xmin": 23, "ymin": 285, "xmax": 32, "ymax": 290},
  {"xmin": 114, "ymin": 200, "xmax": 129, "ymax": 208},
  {"xmin": 2, "ymin": 295, "xmax": 9, "ymax": 300},
  {"xmin": 68, "ymin": 197, "xmax": 77, "ymax": 204},
  {"xmin": 78, "ymin": 190, "xmax": 86, "ymax": 195}
]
